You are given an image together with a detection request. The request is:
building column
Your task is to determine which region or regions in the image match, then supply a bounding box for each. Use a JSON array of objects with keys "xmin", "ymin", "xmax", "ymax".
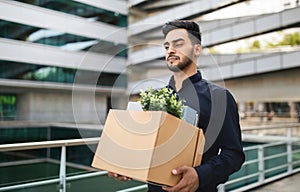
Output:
[
  {"xmin": 238, "ymin": 101, "xmax": 246, "ymax": 119},
  {"xmin": 256, "ymin": 101, "xmax": 265, "ymax": 122},
  {"xmin": 289, "ymin": 101, "xmax": 296, "ymax": 118}
]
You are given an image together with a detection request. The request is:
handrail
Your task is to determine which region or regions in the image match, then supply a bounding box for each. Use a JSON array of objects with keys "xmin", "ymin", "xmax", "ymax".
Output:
[
  {"xmin": 218, "ymin": 132, "xmax": 300, "ymax": 192},
  {"xmin": 0, "ymin": 137, "xmax": 101, "ymax": 192},
  {"xmin": 242, "ymin": 123, "xmax": 300, "ymax": 131},
  {"xmin": 0, "ymin": 137, "xmax": 100, "ymax": 152},
  {"xmin": 0, "ymin": 171, "xmax": 107, "ymax": 192},
  {"xmin": 0, "ymin": 125, "xmax": 300, "ymax": 191}
]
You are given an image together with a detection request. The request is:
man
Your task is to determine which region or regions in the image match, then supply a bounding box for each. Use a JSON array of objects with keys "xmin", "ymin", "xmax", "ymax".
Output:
[{"xmin": 110, "ymin": 20, "xmax": 245, "ymax": 192}]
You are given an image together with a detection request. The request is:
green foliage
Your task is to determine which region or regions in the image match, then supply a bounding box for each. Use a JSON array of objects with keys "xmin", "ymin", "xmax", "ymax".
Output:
[
  {"xmin": 208, "ymin": 47, "xmax": 220, "ymax": 54},
  {"xmin": 250, "ymin": 40, "xmax": 261, "ymax": 49},
  {"xmin": 267, "ymin": 32, "xmax": 300, "ymax": 48},
  {"xmin": 279, "ymin": 32, "xmax": 300, "ymax": 46},
  {"xmin": 0, "ymin": 95, "xmax": 16, "ymax": 105},
  {"xmin": 138, "ymin": 87, "xmax": 184, "ymax": 119},
  {"xmin": 0, "ymin": 95, "xmax": 16, "ymax": 120},
  {"xmin": 235, "ymin": 32, "xmax": 300, "ymax": 53}
]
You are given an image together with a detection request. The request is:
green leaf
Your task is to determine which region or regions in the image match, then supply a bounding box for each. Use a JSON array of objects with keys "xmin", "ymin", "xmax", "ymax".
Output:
[{"xmin": 138, "ymin": 87, "xmax": 184, "ymax": 118}]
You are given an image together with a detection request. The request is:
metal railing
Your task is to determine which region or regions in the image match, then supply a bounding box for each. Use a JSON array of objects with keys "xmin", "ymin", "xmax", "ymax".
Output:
[
  {"xmin": 0, "ymin": 124, "xmax": 300, "ymax": 192},
  {"xmin": 0, "ymin": 138, "xmax": 104, "ymax": 192},
  {"xmin": 218, "ymin": 123, "xmax": 300, "ymax": 192}
]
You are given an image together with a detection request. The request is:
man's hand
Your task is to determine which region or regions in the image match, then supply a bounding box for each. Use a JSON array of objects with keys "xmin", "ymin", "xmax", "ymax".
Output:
[
  {"xmin": 162, "ymin": 166, "xmax": 199, "ymax": 192},
  {"xmin": 107, "ymin": 172, "xmax": 132, "ymax": 181}
]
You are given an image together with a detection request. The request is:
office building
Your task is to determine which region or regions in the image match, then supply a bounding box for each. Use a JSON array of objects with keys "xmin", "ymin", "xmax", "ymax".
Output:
[{"xmin": 1, "ymin": 0, "xmax": 300, "ymax": 124}]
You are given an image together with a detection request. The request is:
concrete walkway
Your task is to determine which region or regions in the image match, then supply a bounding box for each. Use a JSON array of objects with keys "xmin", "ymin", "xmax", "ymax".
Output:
[{"xmin": 250, "ymin": 173, "xmax": 300, "ymax": 192}]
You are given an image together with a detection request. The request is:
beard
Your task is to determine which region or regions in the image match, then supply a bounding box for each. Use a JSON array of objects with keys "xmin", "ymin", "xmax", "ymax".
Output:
[{"xmin": 166, "ymin": 54, "xmax": 193, "ymax": 72}]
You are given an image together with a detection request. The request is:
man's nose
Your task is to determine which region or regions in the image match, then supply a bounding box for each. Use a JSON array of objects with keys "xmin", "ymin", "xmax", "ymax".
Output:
[{"xmin": 167, "ymin": 45, "xmax": 176, "ymax": 54}]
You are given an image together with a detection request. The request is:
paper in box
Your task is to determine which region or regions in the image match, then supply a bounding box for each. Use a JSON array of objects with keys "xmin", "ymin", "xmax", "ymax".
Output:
[{"xmin": 92, "ymin": 109, "xmax": 205, "ymax": 186}]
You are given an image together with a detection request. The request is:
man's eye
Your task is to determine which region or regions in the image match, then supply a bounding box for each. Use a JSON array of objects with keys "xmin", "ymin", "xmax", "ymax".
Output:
[
  {"xmin": 175, "ymin": 43, "xmax": 183, "ymax": 47},
  {"xmin": 164, "ymin": 46, "xmax": 169, "ymax": 50}
]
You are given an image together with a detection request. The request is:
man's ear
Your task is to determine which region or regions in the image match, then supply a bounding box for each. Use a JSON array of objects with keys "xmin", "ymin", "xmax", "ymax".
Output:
[{"xmin": 194, "ymin": 44, "xmax": 202, "ymax": 56}]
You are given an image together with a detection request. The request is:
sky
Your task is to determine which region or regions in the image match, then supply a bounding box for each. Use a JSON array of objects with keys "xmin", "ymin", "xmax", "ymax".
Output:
[{"xmin": 203, "ymin": 0, "xmax": 292, "ymax": 20}]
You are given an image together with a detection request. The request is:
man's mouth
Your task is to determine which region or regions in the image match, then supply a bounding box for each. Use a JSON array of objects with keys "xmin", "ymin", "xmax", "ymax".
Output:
[{"xmin": 167, "ymin": 55, "xmax": 179, "ymax": 62}]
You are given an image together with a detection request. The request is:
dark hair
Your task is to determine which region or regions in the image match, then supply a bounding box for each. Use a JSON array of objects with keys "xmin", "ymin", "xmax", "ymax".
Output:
[{"xmin": 162, "ymin": 20, "xmax": 201, "ymax": 45}]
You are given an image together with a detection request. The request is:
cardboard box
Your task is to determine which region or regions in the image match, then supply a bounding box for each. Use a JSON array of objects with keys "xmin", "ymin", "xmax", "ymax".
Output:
[{"xmin": 92, "ymin": 110, "xmax": 205, "ymax": 186}]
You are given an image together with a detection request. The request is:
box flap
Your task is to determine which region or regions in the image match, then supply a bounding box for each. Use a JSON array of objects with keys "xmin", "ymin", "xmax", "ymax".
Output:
[{"xmin": 106, "ymin": 110, "xmax": 161, "ymax": 149}]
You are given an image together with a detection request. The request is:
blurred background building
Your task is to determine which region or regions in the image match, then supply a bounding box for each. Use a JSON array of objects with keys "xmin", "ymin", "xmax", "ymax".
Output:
[
  {"xmin": 0, "ymin": 0, "xmax": 300, "ymax": 124},
  {"xmin": 1, "ymin": 1, "xmax": 300, "ymax": 192},
  {"xmin": 0, "ymin": 0, "xmax": 128, "ymax": 124},
  {"xmin": 127, "ymin": 0, "xmax": 300, "ymax": 123}
]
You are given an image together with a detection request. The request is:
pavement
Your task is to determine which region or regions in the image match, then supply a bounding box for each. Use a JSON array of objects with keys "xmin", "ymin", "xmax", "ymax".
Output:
[
  {"xmin": 250, "ymin": 173, "xmax": 300, "ymax": 192},
  {"xmin": 240, "ymin": 116, "xmax": 299, "ymax": 128}
]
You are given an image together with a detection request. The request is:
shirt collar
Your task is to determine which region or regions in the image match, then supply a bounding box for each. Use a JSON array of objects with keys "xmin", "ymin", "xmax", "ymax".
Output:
[{"xmin": 168, "ymin": 70, "xmax": 202, "ymax": 89}]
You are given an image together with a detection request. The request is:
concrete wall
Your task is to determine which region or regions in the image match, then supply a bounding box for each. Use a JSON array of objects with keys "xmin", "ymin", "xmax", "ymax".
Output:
[
  {"xmin": 223, "ymin": 68, "xmax": 300, "ymax": 102},
  {"xmin": 16, "ymin": 92, "xmax": 108, "ymax": 124}
]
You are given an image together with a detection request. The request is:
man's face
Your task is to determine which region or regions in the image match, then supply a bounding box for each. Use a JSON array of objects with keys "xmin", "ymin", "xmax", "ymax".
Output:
[{"xmin": 163, "ymin": 29, "xmax": 195, "ymax": 72}]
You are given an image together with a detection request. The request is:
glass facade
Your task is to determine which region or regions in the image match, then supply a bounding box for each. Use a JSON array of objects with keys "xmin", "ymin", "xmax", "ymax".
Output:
[
  {"xmin": 0, "ymin": 60, "xmax": 127, "ymax": 87},
  {"xmin": 0, "ymin": 126, "xmax": 100, "ymax": 164},
  {"xmin": 0, "ymin": 20, "xmax": 127, "ymax": 57},
  {"xmin": 13, "ymin": 0, "xmax": 127, "ymax": 27},
  {"xmin": 0, "ymin": 20, "xmax": 39, "ymax": 41},
  {"xmin": 0, "ymin": 1, "xmax": 128, "ymax": 121}
]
